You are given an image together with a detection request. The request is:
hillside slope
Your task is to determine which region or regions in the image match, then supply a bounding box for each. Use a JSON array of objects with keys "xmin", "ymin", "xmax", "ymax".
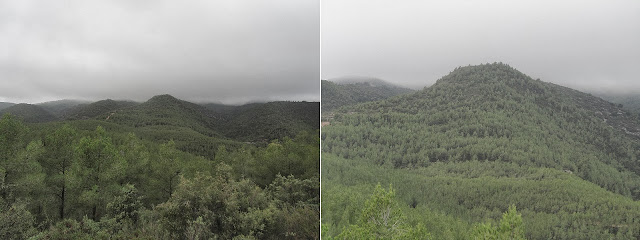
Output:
[
  {"xmin": 597, "ymin": 93, "xmax": 640, "ymax": 114},
  {"xmin": 93, "ymin": 95, "xmax": 319, "ymax": 157},
  {"xmin": 65, "ymin": 99, "xmax": 138, "ymax": 120},
  {"xmin": 36, "ymin": 99, "xmax": 91, "ymax": 117},
  {"xmin": 322, "ymin": 63, "xmax": 640, "ymax": 239},
  {"xmin": 0, "ymin": 102, "xmax": 15, "ymax": 111},
  {"xmin": 0, "ymin": 103, "xmax": 58, "ymax": 123},
  {"xmin": 220, "ymin": 101, "xmax": 320, "ymax": 142},
  {"xmin": 321, "ymin": 78, "xmax": 414, "ymax": 112},
  {"xmin": 107, "ymin": 94, "xmax": 221, "ymax": 136}
]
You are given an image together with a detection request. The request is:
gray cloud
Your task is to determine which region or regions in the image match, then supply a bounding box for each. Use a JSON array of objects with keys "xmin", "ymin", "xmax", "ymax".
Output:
[
  {"xmin": 322, "ymin": 0, "xmax": 640, "ymax": 93},
  {"xmin": 0, "ymin": 0, "xmax": 319, "ymax": 104}
]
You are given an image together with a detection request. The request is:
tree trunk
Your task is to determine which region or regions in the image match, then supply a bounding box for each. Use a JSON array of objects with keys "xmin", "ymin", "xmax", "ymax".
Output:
[
  {"xmin": 59, "ymin": 185, "xmax": 65, "ymax": 219},
  {"xmin": 92, "ymin": 205, "xmax": 97, "ymax": 221}
]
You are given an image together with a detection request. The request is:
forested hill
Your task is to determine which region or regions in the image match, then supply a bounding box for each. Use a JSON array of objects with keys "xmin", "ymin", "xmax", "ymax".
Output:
[
  {"xmin": 0, "ymin": 103, "xmax": 58, "ymax": 123},
  {"xmin": 106, "ymin": 94, "xmax": 221, "ymax": 136},
  {"xmin": 213, "ymin": 101, "xmax": 320, "ymax": 142},
  {"xmin": 321, "ymin": 77, "xmax": 414, "ymax": 112},
  {"xmin": 103, "ymin": 94, "xmax": 319, "ymax": 143},
  {"xmin": 65, "ymin": 99, "xmax": 138, "ymax": 120},
  {"xmin": 0, "ymin": 98, "xmax": 320, "ymax": 238},
  {"xmin": 36, "ymin": 99, "xmax": 91, "ymax": 118},
  {"xmin": 322, "ymin": 63, "xmax": 640, "ymax": 239},
  {"xmin": 0, "ymin": 102, "xmax": 16, "ymax": 111},
  {"xmin": 329, "ymin": 62, "xmax": 640, "ymax": 189},
  {"xmin": 0, "ymin": 94, "xmax": 318, "ymax": 144}
]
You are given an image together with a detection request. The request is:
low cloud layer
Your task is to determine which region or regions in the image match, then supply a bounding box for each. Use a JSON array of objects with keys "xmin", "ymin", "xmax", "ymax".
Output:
[
  {"xmin": 322, "ymin": 0, "xmax": 640, "ymax": 93},
  {"xmin": 0, "ymin": 0, "xmax": 319, "ymax": 104}
]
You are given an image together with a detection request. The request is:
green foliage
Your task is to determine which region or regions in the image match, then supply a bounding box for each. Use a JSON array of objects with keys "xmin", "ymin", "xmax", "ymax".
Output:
[
  {"xmin": 249, "ymin": 132, "xmax": 320, "ymax": 186},
  {"xmin": 0, "ymin": 201, "xmax": 37, "ymax": 240},
  {"xmin": 73, "ymin": 126, "xmax": 125, "ymax": 220},
  {"xmin": 322, "ymin": 63, "xmax": 640, "ymax": 240},
  {"xmin": 268, "ymin": 174, "xmax": 319, "ymax": 207},
  {"xmin": 270, "ymin": 205, "xmax": 320, "ymax": 240},
  {"xmin": 322, "ymin": 149, "xmax": 640, "ymax": 239},
  {"xmin": 0, "ymin": 114, "xmax": 45, "ymax": 208},
  {"xmin": 65, "ymin": 99, "xmax": 137, "ymax": 120},
  {"xmin": 36, "ymin": 99, "xmax": 90, "ymax": 118},
  {"xmin": 40, "ymin": 124, "xmax": 79, "ymax": 220},
  {"xmin": 1, "ymin": 140, "xmax": 45, "ymax": 203},
  {"xmin": 0, "ymin": 94, "xmax": 319, "ymax": 239},
  {"xmin": 266, "ymin": 175, "xmax": 320, "ymax": 240},
  {"xmin": 31, "ymin": 217, "xmax": 111, "ymax": 240},
  {"xmin": 106, "ymin": 184, "xmax": 143, "ymax": 225},
  {"xmin": 156, "ymin": 171, "xmax": 276, "ymax": 239},
  {"xmin": 118, "ymin": 133, "xmax": 150, "ymax": 188},
  {"xmin": 0, "ymin": 114, "xmax": 27, "ymax": 160},
  {"xmin": 4, "ymin": 95, "xmax": 319, "ymax": 164},
  {"xmin": 321, "ymin": 79, "xmax": 414, "ymax": 112},
  {"xmin": 217, "ymin": 101, "xmax": 320, "ymax": 142},
  {"xmin": 323, "ymin": 63, "xmax": 640, "ymax": 199},
  {"xmin": 472, "ymin": 205, "xmax": 525, "ymax": 240},
  {"xmin": 0, "ymin": 104, "xmax": 58, "ymax": 123},
  {"xmin": 335, "ymin": 184, "xmax": 430, "ymax": 240}
]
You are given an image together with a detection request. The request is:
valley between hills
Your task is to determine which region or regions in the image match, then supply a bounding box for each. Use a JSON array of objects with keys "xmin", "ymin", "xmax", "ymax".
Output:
[{"xmin": 321, "ymin": 63, "xmax": 640, "ymax": 239}]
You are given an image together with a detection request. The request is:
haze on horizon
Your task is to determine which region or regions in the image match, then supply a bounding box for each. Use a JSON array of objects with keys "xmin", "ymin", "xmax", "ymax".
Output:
[
  {"xmin": 322, "ymin": 0, "xmax": 640, "ymax": 94},
  {"xmin": 0, "ymin": 0, "xmax": 319, "ymax": 104}
]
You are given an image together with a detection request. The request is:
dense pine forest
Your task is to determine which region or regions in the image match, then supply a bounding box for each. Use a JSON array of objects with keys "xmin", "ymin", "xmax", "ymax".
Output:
[
  {"xmin": 0, "ymin": 95, "xmax": 319, "ymax": 239},
  {"xmin": 321, "ymin": 63, "xmax": 640, "ymax": 239}
]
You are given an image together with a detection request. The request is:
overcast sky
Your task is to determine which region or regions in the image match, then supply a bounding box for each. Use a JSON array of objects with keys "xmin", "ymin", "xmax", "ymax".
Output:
[
  {"xmin": 322, "ymin": 0, "xmax": 640, "ymax": 93},
  {"xmin": 0, "ymin": 0, "xmax": 319, "ymax": 104}
]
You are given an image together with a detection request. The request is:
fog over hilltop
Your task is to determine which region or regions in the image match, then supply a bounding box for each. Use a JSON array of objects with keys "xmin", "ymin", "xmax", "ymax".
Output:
[
  {"xmin": 0, "ymin": 0, "xmax": 319, "ymax": 104},
  {"xmin": 322, "ymin": 0, "xmax": 640, "ymax": 93}
]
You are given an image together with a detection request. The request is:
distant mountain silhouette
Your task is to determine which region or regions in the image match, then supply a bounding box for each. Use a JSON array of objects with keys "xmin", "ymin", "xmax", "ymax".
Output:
[
  {"xmin": 0, "ymin": 103, "xmax": 58, "ymax": 123},
  {"xmin": 321, "ymin": 77, "xmax": 414, "ymax": 111},
  {"xmin": 0, "ymin": 102, "xmax": 16, "ymax": 111},
  {"xmin": 36, "ymin": 99, "xmax": 91, "ymax": 117}
]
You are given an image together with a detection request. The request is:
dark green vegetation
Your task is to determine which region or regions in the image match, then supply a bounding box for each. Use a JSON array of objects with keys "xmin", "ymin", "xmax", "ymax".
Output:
[
  {"xmin": 321, "ymin": 77, "xmax": 414, "ymax": 113},
  {"xmin": 322, "ymin": 63, "xmax": 640, "ymax": 239},
  {"xmin": 0, "ymin": 103, "xmax": 58, "ymax": 123},
  {"xmin": 36, "ymin": 99, "xmax": 91, "ymax": 118},
  {"xmin": 2, "ymin": 95, "xmax": 318, "ymax": 145},
  {"xmin": 65, "ymin": 99, "xmax": 138, "ymax": 120},
  {"xmin": 0, "ymin": 94, "xmax": 319, "ymax": 239},
  {"xmin": 212, "ymin": 101, "xmax": 320, "ymax": 142}
]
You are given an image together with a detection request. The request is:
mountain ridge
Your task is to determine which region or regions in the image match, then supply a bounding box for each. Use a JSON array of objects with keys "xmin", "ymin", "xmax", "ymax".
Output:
[
  {"xmin": 36, "ymin": 99, "xmax": 91, "ymax": 117},
  {"xmin": 321, "ymin": 63, "xmax": 640, "ymax": 239},
  {"xmin": 0, "ymin": 103, "xmax": 58, "ymax": 123},
  {"xmin": 322, "ymin": 63, "xmax": 640, "ymax": 238},
  {"xmin": 321, "ymin": 78, "xmax": 414, "ymax": 112},
  {"xmin": 0, "ymin": 102, "xmax": 16, "ymax": 111},
  {"xmin": 0, "ymin": 94, "xmax": 319, "ymax": 153},
  {"xmin": 65, "ymin": 99, "xmax": 138, "ymax": 120}
]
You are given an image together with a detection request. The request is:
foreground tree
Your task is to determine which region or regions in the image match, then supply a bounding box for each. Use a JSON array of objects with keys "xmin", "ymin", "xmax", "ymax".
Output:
[
  {"xmin": 73, "ymin": 126, "xmax": 124, "ymax": 221},
  {"xmin": 41, "ymin": 124, "xmax": 78, "ymax": 219},
  {"xmin": 266, "ymin": 175, "xmax": 320, "ymax": 239},
  {"xmin": 151, "ymin": 140, "xmax": 183, "ymax": 202},
  {"xmin": 472, "ymin": 205, "xmax": 526, "ymax": 240},
  {"xmin": 156, "ymin": 165, "xmax": 276, "ymax": 239},
  {"xmin": 337, "ymin": 184, "xmax": 430, "ymax": 240},
  {"xmin": 0, "ymin": 201, "xmax": 37, "ymax": 240},
  {"xmin": 0, "ymin": 114, "xmax": 40, "ymax": 202}
]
